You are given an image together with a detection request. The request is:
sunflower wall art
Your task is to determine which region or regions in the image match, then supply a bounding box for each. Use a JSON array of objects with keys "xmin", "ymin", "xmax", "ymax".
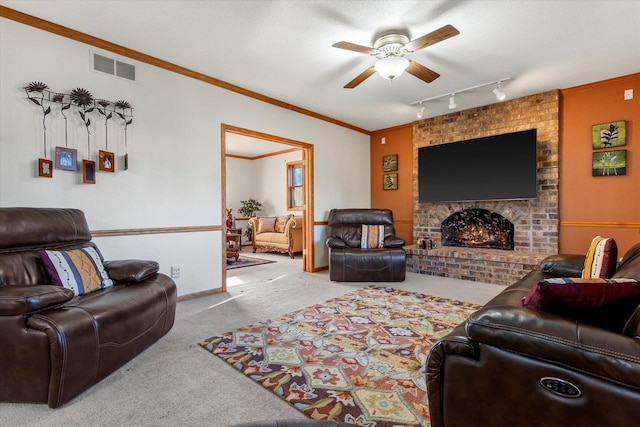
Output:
[{"xmin": 24, "ymin": 81, "xmax": 134, "ymax": 181}]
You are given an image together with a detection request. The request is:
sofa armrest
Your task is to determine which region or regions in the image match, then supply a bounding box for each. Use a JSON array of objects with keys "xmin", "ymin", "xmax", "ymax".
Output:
[
  {"xmin": 426, "ymin": 321, "xmax": 478, "ymax": 427},
  {"xmin": 384, "ymin": 236, "xmax": 405, "ymax": 248},
  {"xmin": 283, "ymin": 217, "xmax": 297, "ymax": 237},
  {"xmin": 467, "ymin": 306, "xmax": 640, "ymax": 389},
  {"xmin": 103, "ymin": 260, "xmax": 159, "ymax": 283},
  {"xmin": 0, "ymin": 285, "xmax": 74, "ymax": 316},
  {"xmin": 540, "ymin": 253, "xmax": 585, "ymax": 277},
  {"xmin": 326, "ymin": 236, "xmax": 348, "ymax": 249}
]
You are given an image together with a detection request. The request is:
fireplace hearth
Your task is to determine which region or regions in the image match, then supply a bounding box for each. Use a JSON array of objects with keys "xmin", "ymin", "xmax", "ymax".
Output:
[{"xmin": 441, "ymin": 208, "xmax": 514, "ymax": 250}]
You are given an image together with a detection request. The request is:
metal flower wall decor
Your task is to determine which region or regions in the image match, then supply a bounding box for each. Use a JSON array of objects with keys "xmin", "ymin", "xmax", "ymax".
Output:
[{"xmin": 24, "ymin": 81, "xmax": 134, "ymax": 180}]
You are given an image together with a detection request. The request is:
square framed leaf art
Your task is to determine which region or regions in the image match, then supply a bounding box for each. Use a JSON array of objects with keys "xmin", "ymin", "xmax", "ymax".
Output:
[
  {"xmin": 592, "ymin": 149, "xmax": 626, "ymax": 176},
  {"xmin": 383, "ymin": 173, "xmax": 398, "ymax": 190},
  {"xmin": 592, "ymin": 120, "xmax": 626, "ymax": 149}
]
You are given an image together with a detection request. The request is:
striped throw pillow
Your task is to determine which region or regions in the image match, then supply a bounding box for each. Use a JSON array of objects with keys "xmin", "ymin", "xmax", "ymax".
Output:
[
  {"xmin": 361, "ymin": 225, "xmax": 385, "ymax": 249},
  {"xmin": 38, "ymin": 247, "xmax": 113, "ymax": 296},
  {"xmin": 581, "ymin": 236, "xmax": 618, "ymax": 278}
]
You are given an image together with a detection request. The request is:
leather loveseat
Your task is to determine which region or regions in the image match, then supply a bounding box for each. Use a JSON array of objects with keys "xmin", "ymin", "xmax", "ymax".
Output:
[
  {"xmin": 426, "ymin": 243, "xmax": 640, "ymax": 426},
  {"xmin": 0, "ymin": 207, "xmax": 177, "ymax": 408},
  {"xmin": 326, "ymin": 208, "xmax": 406, "ymax": 282}
]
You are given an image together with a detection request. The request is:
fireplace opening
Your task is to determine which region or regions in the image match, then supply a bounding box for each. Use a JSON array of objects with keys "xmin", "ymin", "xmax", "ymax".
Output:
[{"xmin": 441, "ymin": 208, "xmax": 514, "ymax": 250}]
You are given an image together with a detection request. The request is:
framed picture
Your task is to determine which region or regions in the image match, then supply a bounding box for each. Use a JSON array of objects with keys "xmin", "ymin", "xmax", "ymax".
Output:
[
  {"xmin": 82, "ymin": 160, "xmax": 96, "ymax": 184},
  {"xmin": 592, "ymin": 149, "xmax": 626, "ymax": 176},
  {"xmin": 99, "ymin": 150, "xmax": 115, "ymax": 172},
  {"xmin": 592, "ymin": 120, "xmax": 626, "ymax": 149},
  {"xmin": 38, "ymin": 158, "xmax": 53, "ymax": 178},
  {"xmin": 54, "ymin": 146, "xmax": 78, "ymax": 171},
  {"xmin": 383, "ymin": 173, "xmax": 398, "ymax": 190},
  {"xmin": 382, "ymin": 154, "xmax": 398, "ymax": 172}
]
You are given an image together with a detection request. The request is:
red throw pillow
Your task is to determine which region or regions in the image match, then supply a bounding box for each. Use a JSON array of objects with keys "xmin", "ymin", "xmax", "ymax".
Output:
[{"xmin": 519, "ymin": 277, "xmax": 640, "ymax": 332}]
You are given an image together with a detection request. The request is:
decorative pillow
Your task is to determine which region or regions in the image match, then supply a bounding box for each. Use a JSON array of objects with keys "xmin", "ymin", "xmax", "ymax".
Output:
[
  {"xmin": 581, "ymin": 236, "xmax": 618, "ymax": 279},
  {"xmin": 361, "ymin": 224, "xmax": 385, "ymax": 249},
  {"xmin": 519, "ymin": 277, "xmax": 640, "ymax": 331},
  {"xmin": 257, "ymin": 217, "xmax": 277, "ymax": 234},
  {"xmin": 38, "ymin": 247, "xmax": 113, "ymax": 296},
  {"xmin": 274, "ymin": 215, "xmax": 293, "ymax": 233}
]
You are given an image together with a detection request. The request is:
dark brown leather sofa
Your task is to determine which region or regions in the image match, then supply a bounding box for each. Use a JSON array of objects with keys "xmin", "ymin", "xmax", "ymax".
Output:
[
  {"xmin": 426, "ymin": 244, "xmax": 640, "ymax": 426},
  {"xmin": 326, "ymin": 208, "xmax": 405, "ymax": 282},
  {"xmin": 0, "ymin": 207, "xmax": 177, "ymax": 408}
]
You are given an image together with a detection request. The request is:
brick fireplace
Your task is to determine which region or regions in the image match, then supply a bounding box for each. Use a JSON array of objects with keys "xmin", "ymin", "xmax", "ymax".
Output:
[{"xmin": 407, "ymin": 91, "xmax": 560, "ymax": 286}]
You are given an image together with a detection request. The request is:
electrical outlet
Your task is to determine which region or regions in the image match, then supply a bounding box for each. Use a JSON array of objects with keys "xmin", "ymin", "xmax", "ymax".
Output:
[{"xmin": 171, "ymin": 265, "xmax": 181, "ymax": 278}]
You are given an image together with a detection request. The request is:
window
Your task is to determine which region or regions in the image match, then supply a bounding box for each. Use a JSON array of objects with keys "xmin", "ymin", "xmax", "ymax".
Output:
[{"xmin": 287, "ymin": 161, "xmax": 304, "ymax": 210}]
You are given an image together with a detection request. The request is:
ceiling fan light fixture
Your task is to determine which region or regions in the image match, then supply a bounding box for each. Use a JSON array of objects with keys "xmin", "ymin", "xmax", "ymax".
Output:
[
  {"xmin": 448, "ymin": 94, "xmax": 457, "ymax": 110},
  {"xmin": 374, "ymin": 56, "xmax": 410, "ymax": 80},
  {"xmin": 417, "ymin": 102, "xmax": 425, "ymax": 119}
]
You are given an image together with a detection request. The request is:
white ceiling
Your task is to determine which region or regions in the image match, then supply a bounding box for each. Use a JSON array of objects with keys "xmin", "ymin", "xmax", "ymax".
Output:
[{"xmin": 3, "ymin": 0, "xmax": 640, "ymax": 156}]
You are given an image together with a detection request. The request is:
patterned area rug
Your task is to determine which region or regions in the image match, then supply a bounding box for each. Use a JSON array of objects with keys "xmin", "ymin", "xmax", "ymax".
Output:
[
  {"xmin": 199, "ymin": 286, "xmax": 481, "ymax": 426},
  {"xmin": 226, "ymin": 255, "xmax": 275, "ymax": 270}
]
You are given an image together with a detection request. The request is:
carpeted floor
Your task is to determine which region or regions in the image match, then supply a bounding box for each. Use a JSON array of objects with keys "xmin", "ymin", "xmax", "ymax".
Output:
[
  {"xmin": 226, "ymin": 255, "xmax": 276, "ymax": 269},
  {"xmin": 1, "ymin": 255, "xmax": 504, "ymax": 427},
  {"xmin": 200, "ymin": 286, "xmax": 481, "ymax": 426}
]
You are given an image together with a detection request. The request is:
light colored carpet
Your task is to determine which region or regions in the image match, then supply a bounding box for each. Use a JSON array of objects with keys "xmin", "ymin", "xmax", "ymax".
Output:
[{"xmin": 3, "ymin": 252, "xmax": 505, "ymax": 427}]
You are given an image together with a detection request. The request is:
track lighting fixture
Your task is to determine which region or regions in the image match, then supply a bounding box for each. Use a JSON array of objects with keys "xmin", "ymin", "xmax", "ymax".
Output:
[
  {"xmin": 448, "ymin": 94, "xmax": 457, "ymax": 110},
  {"xmin": 411, "ymin": 77, "xmax": 511, "ymax": 118},
  {"xmin": 493, "ymin": 81, "xmax": 506, "ymax": 100}
]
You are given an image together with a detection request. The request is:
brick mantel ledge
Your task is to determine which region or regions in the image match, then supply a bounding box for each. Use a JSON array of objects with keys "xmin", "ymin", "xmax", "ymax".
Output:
[{"xmin": 405, "ymin": 245, "xmax": 553, "ymax": 286}]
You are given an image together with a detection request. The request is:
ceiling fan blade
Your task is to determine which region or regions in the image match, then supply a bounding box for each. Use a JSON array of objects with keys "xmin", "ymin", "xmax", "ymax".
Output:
[
  {"xmin": 406, "ymin": 61, "xmax": 440, "ymax": 83},
  {"xmin": 332, "ymin": 41, "xmax": 378, "ymax": 55},
  {"xmin": 344, "ymin": 67, "xmax": 376, "ymax": 89},
  {"xmin": 405, "ymin": 24, "xmax": 460, "ymax": 52}
]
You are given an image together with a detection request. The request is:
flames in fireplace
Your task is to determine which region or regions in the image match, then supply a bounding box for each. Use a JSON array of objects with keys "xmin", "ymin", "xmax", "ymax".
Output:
[{"xmin": 441, "ymin": 208, "xmax": 514, "ymax": 250}]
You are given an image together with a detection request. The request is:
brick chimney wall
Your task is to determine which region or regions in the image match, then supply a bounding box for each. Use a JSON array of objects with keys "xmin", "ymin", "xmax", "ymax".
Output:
[{"xmin": 412, "ymin": 90, "xmax": 560, "ymax": 254}]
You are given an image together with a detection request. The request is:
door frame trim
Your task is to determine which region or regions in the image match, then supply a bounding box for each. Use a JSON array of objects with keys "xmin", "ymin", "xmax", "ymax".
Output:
[{"xmin": 221, "ymin": 124, "xmax": 315, "ymax": 290}]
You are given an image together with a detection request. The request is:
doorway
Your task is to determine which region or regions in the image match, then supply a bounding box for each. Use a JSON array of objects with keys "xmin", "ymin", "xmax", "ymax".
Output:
[{"xmin": 221, "ymin": 124, "xmax": 314, "ymax": 290}]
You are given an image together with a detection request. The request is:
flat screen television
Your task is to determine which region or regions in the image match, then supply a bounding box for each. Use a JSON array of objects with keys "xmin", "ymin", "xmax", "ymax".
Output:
[{"xmin": 418, "ymin": 129, "xmax": 538, "ymax": 203}]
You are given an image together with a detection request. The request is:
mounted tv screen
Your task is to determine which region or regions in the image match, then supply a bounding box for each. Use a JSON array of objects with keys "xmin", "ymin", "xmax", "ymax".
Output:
[{"xmin": 418, "ymin": 129, "xmax": 538, "ymax": 203}]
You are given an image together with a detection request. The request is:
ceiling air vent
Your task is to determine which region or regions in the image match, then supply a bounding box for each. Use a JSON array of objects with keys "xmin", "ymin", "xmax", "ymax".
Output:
[{"xmin": 92, "ymin": 52, "xmax": 136, "ymax": 82}]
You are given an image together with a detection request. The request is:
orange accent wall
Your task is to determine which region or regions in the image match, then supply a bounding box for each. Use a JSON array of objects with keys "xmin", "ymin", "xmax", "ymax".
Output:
[
  {"xmin": 560, "ymin": 73, "xmax": 640, "ymax": 255},
  {"xmin": 370, "ymin": 125, "xmax": 414, "ymax": 244}
]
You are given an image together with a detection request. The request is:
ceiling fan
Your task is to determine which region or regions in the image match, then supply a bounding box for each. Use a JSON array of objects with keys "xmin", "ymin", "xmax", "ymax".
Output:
[{"xmin": 332, "ymin": 24, "xmax": 459, "ymax": 88}]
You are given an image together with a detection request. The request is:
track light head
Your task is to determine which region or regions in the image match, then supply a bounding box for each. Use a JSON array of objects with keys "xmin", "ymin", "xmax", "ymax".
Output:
[
  {"xmin": 448, "ymin": 94, "xmax": 457, "ymax": 110},
  {"xmin": 417, "ymin": 102, "xmax": 425, "ymax": 119},
  {"xmin": 493, "ymin": 81, "xmax": 506, "ymax": 100}
]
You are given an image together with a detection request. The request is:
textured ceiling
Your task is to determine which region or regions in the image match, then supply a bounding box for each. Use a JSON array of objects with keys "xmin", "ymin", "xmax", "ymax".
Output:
[{"xmin": 3, "ymin": 0, "xmax": 639, "ymax": 142}]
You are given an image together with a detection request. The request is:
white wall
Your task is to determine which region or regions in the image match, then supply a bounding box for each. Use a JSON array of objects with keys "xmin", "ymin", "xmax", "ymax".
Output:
[
  {"xmin": 0, "ymin": 18, "xmax": 370, "ymax": 296},
  {"xmin": 226, "ymin": 150, "xmax": 303, "ymax": 217}
]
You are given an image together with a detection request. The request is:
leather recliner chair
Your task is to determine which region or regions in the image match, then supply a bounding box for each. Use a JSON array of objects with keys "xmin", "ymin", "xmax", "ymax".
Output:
[
  {"xmin": 325, "ymin": 208, "xmax": 406, "ymax": 282},
  {"xmin": 0, "ymin": 207, "xmax": 177, "ymax": 408}
]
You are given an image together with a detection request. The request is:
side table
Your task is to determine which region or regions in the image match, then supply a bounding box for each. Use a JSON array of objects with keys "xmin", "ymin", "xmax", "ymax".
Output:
[
  {"xmin": 228, "ymin": 227, "xmax": 243, "ymax": 250},
  {"xmin": 226, "ymin": 233, "xmax": 240, "ymax": 261}
]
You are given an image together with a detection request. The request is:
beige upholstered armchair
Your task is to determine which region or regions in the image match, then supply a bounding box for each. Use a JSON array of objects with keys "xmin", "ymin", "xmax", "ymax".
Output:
[{"xmin": 249, "ymin": 215, "xmax": 302, "ymax": 259}]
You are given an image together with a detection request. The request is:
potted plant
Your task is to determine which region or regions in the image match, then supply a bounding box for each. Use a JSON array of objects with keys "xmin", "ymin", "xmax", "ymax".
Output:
[{"xmin": 238, "ymin": 198, "xmax": 262, "ymax": 241}]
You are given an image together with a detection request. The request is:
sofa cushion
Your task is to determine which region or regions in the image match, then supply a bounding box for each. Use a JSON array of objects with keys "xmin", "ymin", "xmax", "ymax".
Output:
[
  {"xmin": 255, "ymin": 232, "xmax": 289, "ymax": 245},
  {"xmin": 38, "ymin": 247, "xmax": 113, "ymax": 296},
  {"xmin": 361, "ymin": 224, "xmax": 384, "ymax": 249},
  {"xmin": 257, "ymin": 217, "xmax": 277, "ymax": 234},
  {"xmin": 274, "ymin": 215, "xmax": 293, "ymax": 233},
  {"xmin": 581, "ymin": 236, "xmax": 618, "ymax": 279},
  {"xmin": 519, "ymin": 277, "xmax": 640, "ymax": 331}
]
